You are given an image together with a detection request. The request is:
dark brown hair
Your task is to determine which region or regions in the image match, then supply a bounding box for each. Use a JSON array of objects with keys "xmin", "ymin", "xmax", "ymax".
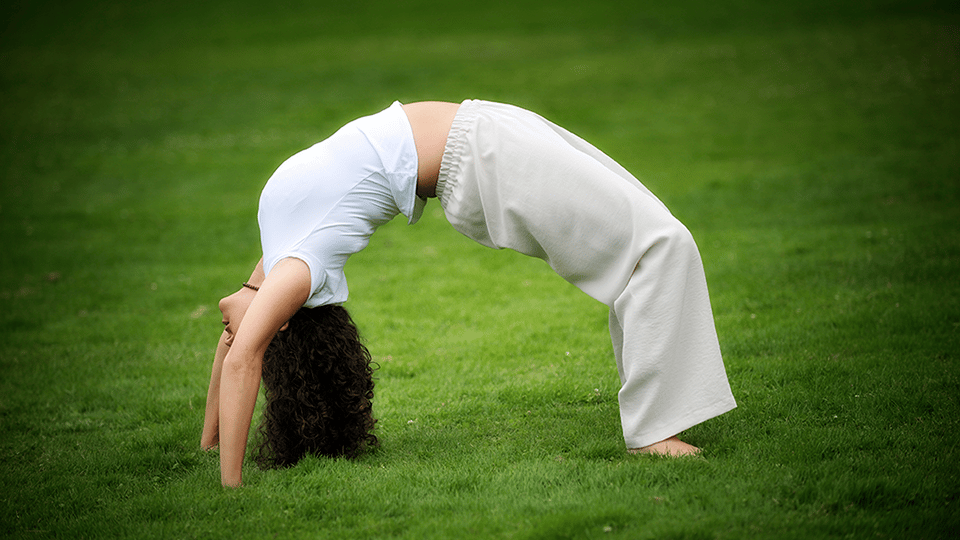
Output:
[{"xmin": 253, "ymin": 304, "xmax": 378, "ymax": 469}]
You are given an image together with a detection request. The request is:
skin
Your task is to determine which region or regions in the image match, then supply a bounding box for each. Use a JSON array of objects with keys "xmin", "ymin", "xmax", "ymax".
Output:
[
  {"xmin": 401, "ymin": 101, "xmax": 462, "ymax": 198},
  {"xmin": 629, "ymin": 437, "xmax": 701, "ymax": 457},
  {"xmin": 203, "ymin": 101, "xmax": 696, "ymax": 487},
  {"xmin": 200, "ymin": 259, "xmax": 267, "ymax": 452},
  {"xmin": 204, "ymin": 258, "xmax": 309, "ymax": 486}
]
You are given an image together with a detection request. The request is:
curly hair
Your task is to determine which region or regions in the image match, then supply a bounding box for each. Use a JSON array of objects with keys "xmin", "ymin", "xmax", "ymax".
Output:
[{"xmin": 253, "ymin": 304, "xmax": 379, "ymax": 469}]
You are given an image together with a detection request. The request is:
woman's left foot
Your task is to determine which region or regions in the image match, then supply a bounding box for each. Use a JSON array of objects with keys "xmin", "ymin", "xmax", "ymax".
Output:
[{"xmin": 629, "ymin": 436, "xmax": 701, "ymax": 457}]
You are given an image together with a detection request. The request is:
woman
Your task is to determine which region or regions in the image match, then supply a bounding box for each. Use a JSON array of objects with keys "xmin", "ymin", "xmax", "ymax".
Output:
[{"xmin": 202, "ymin": 100, "xmax": 737, "ymax": 487}]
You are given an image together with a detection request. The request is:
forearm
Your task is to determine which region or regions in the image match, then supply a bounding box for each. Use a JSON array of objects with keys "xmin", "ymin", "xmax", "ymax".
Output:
[
  {"xmin": 218, "ymin": 349, "xmax": 263, "ymax": 487},
  {"xmin": 200, "ymin": 331, "xmax": 230, "ymax": 449}
]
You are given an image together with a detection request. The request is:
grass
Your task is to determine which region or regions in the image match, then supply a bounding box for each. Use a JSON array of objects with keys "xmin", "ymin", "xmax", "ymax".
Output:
[{"xmin": 2, "ymin": 0, "xmax": 959, "ymax": 537}]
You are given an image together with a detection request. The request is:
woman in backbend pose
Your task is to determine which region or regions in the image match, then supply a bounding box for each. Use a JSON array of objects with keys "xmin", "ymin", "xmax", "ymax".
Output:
[{"xmin": 201, "ymin": 100, "xmax": 737, "ymax": 487}]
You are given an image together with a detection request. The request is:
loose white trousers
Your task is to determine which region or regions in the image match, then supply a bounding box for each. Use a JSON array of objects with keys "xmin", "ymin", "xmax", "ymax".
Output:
[{"xmin": 436, "ymin": 100, "xmax": 736, "ymax": 448}]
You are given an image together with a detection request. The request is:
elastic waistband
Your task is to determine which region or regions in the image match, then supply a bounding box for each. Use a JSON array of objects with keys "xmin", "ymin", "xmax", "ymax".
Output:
[{"xmin": 436, "ymin": 99, "xmax": 481, "ymax": 209}]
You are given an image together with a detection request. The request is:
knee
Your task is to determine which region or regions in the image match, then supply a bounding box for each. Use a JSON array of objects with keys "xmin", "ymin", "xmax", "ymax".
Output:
[
  {"xmin": 660, "ymin": 219, "xmax": 702, "ymax": 265},
  {"xmin": 664, "ymin": 218, "xmax": 697, "ymax": 247}
]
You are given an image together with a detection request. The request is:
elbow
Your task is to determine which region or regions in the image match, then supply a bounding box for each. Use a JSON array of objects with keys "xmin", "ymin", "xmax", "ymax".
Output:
[{"xmin": 222, "ymin": 348, "xmax": 264, "ymax": 380}]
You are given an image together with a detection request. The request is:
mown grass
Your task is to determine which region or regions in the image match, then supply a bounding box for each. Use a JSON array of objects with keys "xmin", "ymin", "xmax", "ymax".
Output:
[{"xmin": 2, "ymin": 0, "xmax": 958, "ymax": 538}]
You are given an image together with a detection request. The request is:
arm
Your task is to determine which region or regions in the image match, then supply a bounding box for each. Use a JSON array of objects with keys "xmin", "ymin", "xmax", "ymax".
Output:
[
  {"xmin": 201, "ymin": 259, "xmax": 266, "ymax": 450},
  {"xmin": 218, "ymin": 258, "xmax": 311, "ymax": 487},
  {"xmin": 200, "ymin": 330, "xmax": 229, "ymax": 450}
]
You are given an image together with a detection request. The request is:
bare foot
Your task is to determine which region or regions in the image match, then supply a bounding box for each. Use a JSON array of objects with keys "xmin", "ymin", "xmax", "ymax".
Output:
[{"xmin": 628, "ymin": 436, "xmax": 701, "ymax": 457}]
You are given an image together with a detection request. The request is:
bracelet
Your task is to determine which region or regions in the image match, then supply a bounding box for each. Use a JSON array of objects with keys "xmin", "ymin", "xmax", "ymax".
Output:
[{"xmin": 241, "ymin": 282, "xmax": 260, "ymax": 291}]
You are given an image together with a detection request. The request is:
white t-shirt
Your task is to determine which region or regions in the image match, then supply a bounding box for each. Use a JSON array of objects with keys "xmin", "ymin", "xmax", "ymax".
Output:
[{"xmin": 258, "ymin": 101, "xmax": 424, "ymax": 308}]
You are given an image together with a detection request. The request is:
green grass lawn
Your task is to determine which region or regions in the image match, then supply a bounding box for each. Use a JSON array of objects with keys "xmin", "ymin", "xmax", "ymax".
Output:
[{"xmin": 2, "ymin": 0, "xmax": 958, "ymax": 538}]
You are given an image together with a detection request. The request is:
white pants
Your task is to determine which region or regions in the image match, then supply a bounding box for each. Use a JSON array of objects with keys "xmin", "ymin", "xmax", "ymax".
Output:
[{"xmin": 436, "ymin": 100, "xmax": 736, "ymax": 448}]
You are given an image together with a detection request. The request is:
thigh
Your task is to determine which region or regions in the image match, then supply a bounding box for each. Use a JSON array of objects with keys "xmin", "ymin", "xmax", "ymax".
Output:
[{"xmin": 471, "ymin": 110, "xmax": 680, "ymax": 303}]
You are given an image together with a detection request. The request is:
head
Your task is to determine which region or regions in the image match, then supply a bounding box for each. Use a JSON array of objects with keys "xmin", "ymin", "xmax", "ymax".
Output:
[{"xmin": 253, "ymin": 304, "xmax": 379, "ymax": 469}]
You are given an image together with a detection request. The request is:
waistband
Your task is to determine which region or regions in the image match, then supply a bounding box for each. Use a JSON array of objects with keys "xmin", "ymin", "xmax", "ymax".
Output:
[{"xmin": 436, "ymin": 99, "xmax": 481, "ymax": 209}]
